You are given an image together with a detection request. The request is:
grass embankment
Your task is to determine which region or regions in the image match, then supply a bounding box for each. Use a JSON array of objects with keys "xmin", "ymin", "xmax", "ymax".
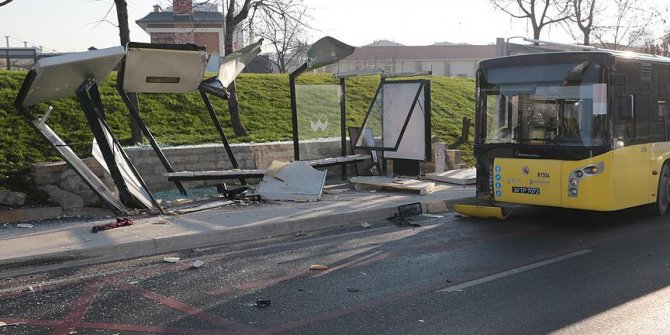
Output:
[{"xmin": 0, "ymin": 70, "xmax": 475, "ymax": 200}]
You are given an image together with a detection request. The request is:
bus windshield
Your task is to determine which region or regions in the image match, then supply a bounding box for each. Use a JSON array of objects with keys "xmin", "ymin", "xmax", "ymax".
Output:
[{"xmin": 480, "ymin": 60, "xmax": 608, "ymax": 147}]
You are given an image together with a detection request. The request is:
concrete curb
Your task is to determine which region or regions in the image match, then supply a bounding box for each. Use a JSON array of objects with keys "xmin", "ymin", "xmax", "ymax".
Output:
[{"xmin": 0, "ymin": 197, "xmax": 471, "ymax": 274}]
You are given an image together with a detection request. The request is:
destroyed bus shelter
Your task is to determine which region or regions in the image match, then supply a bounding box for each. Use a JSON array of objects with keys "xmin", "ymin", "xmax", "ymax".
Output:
[
  {"xmin": 116, "ymin": 41, "xmax": 264, "ymax": 195},
  {"xmin": 13, "ymin": 46, "xmax": 162, "ymax": 214},
  {"xmin": 290, "ymin": 36, "xmax": 376, "ymax": 179},
  {"xmin": 352, "ymin": 75, "xmax": 432, "ymax": 178}
]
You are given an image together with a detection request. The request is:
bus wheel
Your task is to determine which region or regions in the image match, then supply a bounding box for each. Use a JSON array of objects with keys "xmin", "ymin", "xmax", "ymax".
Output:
[{"xmin": 656, "ymin": 164, "xmax": 670, "ymax": 215}]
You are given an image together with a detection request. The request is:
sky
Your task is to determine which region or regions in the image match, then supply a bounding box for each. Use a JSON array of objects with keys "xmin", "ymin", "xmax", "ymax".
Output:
[{"xmin": 0, "ymin": 0, "xmax": 667, "ymax": 53}]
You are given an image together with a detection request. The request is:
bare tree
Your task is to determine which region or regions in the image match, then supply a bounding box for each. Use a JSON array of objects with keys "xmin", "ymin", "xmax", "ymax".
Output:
[
  {"xmin": 223, "ymin": 0, "xmax": 311, "ymax": 136},
  {"xmin": 248, "ymin": 0, "xmax": 310, "ymax": 73},
  {"xmin": 489, "ymin": 0, "xmax": 572, "ymax": 43},
  {"xmin": 591, "ymin": 0, "xmax": 662, "ymax": 50},
  {"xmin": 0, "ymin": 0, "xmax": 14, "ymax": 7},
  {"xmin": 642, "ymin": 34, "xmax": 670, "ymax": 56},
  {"xmin": 570, "ymin": 0, "xmax": 598, "ymax": 45},
  {"xmin": 113, "ymin": 0, "xmax": 143, "ymax": 143}
]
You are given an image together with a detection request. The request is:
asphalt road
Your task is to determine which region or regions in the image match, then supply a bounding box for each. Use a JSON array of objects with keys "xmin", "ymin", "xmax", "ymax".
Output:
[{"xmin": 2, "ymin": 206, "xmax": 670, "ymax": 334}]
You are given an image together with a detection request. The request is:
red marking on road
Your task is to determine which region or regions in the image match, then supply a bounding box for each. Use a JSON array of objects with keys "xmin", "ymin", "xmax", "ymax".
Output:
[
  {"xmin": 0, "ymin": 317, "xmax": 225, "ymax": 335},
  {"xmin": 51, "ymin": 280, "xmax": 103, "ymax": 335},
  {"xmin": 71, "ymin": 321, "xmax": 228, "ymax": 335},
  {"xmin": 115, "ymin": 281, "xmax": 258, "ymax": 334}
]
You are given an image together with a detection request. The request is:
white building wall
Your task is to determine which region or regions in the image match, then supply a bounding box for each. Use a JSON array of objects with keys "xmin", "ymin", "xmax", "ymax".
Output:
[{"xmin": 449, "ymin": 60, "xmax": 477, "ymax": 77}]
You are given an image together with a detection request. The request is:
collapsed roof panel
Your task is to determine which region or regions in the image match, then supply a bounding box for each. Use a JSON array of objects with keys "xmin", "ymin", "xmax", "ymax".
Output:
[
  {"xmin": 34, "ymin": 119, "xmax": 131, "ymax": 214},
  {"xmin": 122, "ymin": 42, "xmax": 208, "ymax": 93},
  {"xmin": 200, "ymin": 39, "xmax": 263, "ymax": 98},
  {"xmin": 218, "ymin": 39, "xmax": 263, "ymax": 89},
  {"xmin": 19, "ymin": 46, "xmax": 125, "ymax": 107}
]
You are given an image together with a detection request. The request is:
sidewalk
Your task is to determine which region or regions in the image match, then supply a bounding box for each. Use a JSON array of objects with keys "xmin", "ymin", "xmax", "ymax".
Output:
[{"xmin": 0, "ymin": 184, "xmax": 474, "ymax": 274}]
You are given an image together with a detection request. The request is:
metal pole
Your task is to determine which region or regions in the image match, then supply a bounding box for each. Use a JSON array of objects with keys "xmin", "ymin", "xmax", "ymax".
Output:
[
  {"xmin": 199, "ymin": 88, "xmax": 246, "ymax": 185},
  {"xmin": 117, "ymin": 88, "xmax": 188, "ymax": 196},
  {"xmin": 4, "ymin": 36, "xmax": 8, "ymax": 48},
  {"xmin": 340, "ymin": 77, "xmax": 347, "ymax": 180}
]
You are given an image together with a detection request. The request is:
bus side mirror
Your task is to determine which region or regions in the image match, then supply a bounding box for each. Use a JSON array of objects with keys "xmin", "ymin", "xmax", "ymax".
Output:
[{"xmin": 618, "ymin": 95, "xmax": 634, "ymax": 120}]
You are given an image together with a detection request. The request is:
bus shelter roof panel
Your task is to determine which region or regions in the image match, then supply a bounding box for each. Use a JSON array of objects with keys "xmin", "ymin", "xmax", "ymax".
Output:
[
  {"xmin": 122, "ymin": 44, "xmax": 208, "ymax": 94},
  {"xmin": 20, "ymin": 46, "xmax": 125, "ymax": 106}
]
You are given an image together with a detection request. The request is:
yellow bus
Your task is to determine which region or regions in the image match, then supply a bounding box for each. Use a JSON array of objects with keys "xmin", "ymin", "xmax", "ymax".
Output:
[{"xmin": 474, "ymin": 51, "xmax": 670, "ymax": 215}]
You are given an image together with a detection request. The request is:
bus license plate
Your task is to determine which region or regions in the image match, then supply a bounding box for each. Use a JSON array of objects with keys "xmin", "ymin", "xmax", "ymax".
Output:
[{"xmin": 512, "ymin": 186, "xmax": 540, "ymax": 195}]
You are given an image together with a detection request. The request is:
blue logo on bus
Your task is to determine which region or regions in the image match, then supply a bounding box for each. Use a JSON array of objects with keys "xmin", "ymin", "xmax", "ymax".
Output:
[
  {"xmin": 496, "ymin": 190, "xmax": 502, "ymax": 197},
  {"xmin": 495, "ymin": 182, "xmax": 501, "ymax": 189},
  {"xmin": 495, "ymin": 174, "xmax": 501, "ymax": 181},
  {"xmin": 495, "ymin": 165, "xmax": 501, "ymax": 173}
]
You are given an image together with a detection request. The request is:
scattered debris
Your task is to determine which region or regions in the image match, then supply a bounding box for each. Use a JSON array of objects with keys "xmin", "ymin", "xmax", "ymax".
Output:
[
  {"xmin": 360, "ymin": 222, "xmax": 371, "ymax": 228},
  {"xmin": 16, "ymin": 223, "xmax": 34, "ymax": 229},
  {"xmin": 163, "ymin": 257, "xmax": 180, "ymax": 263},
  {"xmin": 23, "ymin": 285, "xmax": 34, "ymax": 292},
  {"xmin": 388, "ymin": 202, "xmax": 423, "ymax": 226},
  {"xmin": 346, "ymin": 287, "xmax": 360, "ymax": 293},
  {"xmin": 69, "ymin": 330, "xmax": 77, "ymax": 334},
  {"xmin": 152, "ymin": 219, "xmax": 171, "ymax": 225},
  {"xmin": 217, "ymin": 184, "xmax": 249, "ymax": 200},
  {"xmin": 91, "ymin": 217, "xmax": 134, "ymax": 233},
  {"xmin": 255, "ymin": 299, "xmax": 271, "ymax": 307},
  {"xmin": 323, "ymin": 188, "xmax": 348, "ymax": 194},
  {"xmin": 295, "ymin": 231, "xmax": 306, "ymax": 237},
  {"xmin": 128, "ymin": 281, "xmax": 139, "ymax": 285},
  {"xmin": 309, "ymin": 264, "xmax": 329, "ymax": 270},
  {"xmin": 192, "ymin": 260, "xmax": 205, "ymax": 268},
  {"xmin": 419, "ymin": 320, "xmax": 425, "ymax": 323},
  {"xmin": 0, "ymin": 321, "xmax": 26, "ymax": 328},
  {"xmin": 421, "ymin": 214, "xmax": 444, "ymax": 218}
]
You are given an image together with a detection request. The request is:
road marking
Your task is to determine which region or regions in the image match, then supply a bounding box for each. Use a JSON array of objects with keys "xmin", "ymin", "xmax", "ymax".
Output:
[{"xmin": 438, "ymin": 249, "xmax": 592, "ymax": 293}]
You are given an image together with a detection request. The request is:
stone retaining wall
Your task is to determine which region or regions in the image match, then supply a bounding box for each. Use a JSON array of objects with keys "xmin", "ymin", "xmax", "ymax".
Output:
[
  {"xmin": 124, "ymin": 139, "xmax": 345, "ymax": 191},
  {"xmin": 26, "ymin": 139, "xmax": 463, "ymax": 215}
]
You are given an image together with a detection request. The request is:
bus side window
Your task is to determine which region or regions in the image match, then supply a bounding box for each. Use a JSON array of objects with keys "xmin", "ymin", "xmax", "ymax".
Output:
[{"xmin": 619, "ymin": 95, "xmax": 634, "ymax": 120}]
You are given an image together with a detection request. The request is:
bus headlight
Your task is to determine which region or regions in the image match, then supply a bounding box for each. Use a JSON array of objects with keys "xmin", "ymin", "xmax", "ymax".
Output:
[
  {"xmin": 568, "ymin": 162, "xmax": 604, "ymax": 198},
  {"xmin": 583, "ymin": 165, "xmax": 601, "ymax": 175}
]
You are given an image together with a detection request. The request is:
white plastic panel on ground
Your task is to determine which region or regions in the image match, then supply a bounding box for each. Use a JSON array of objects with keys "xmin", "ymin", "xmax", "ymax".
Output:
[{"xmin": 255, "ymin": 161, "xmax": 327, "ymax": 202}]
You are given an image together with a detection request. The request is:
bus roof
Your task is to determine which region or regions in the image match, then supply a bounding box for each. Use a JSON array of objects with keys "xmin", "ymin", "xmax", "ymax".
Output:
[{"xmin": 480, "ymin": 50, "xmax": 670, "ymax": 68}]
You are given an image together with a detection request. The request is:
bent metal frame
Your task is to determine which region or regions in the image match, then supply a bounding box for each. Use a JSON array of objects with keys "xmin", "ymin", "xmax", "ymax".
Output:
[
  {"xmin": 14, "ymin": 46, "xmax": 162, "ymax": 214},
  {"xmin": 289, "ymin": 36, "xmax": 373, "ymax": 179},
  {"xmin": 116, "ymin": 41, "xmax": 264, "ymax": 195}
]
